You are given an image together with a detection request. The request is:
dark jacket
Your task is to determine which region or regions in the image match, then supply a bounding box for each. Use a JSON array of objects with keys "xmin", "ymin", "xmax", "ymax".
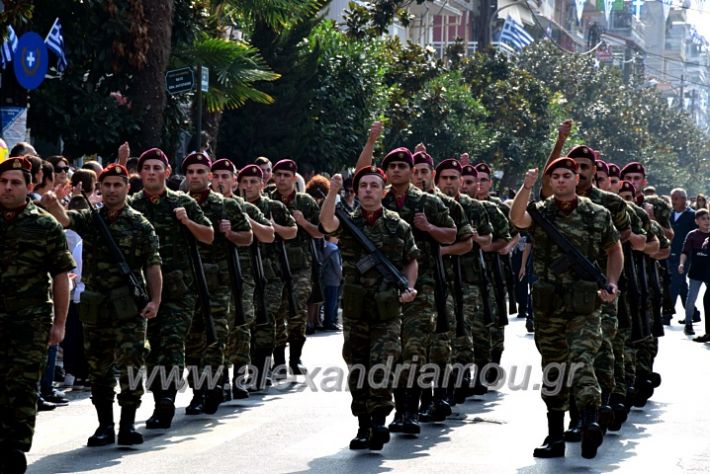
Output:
[{"xmin": 670, "ymin": 207, "xmax": 697, "ymax": 256}]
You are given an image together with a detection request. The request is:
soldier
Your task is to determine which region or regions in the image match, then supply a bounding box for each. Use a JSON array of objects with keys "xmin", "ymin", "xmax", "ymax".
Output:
[
  {"xmin": 255, "ymin": 156, "xmax": 276, "ymax": 195},
  {"xmin": 319, "ymin": 168, "xmax": 419, "ymax": 451},
  {"xmin": 182, "ymin": 153, "xmax": 252, "ymax": 415},
  {"xmin": 510, "ymin": 158, "xmax": 622, "ymax": 459},
  {"xmin": 41, "ymin": 164, "xmax": 163, "ymax": 447},
  {"xmin": 0, "ymin": 157, "xmax": 74, "ymax": 473},
  {"xmin": 211, "ymin": 159, "xmax": 275, "ymax": 399},
  {"xmin": 239, "ymin": 164, "xmax": 297, "ymax": 388},
  {"xmin": 269, "ymin": 159, "xmax": 322, "ymax": 375},
  {"xmin": 127, "ymin": 148, "xmax": 214, "ymax": 429}
]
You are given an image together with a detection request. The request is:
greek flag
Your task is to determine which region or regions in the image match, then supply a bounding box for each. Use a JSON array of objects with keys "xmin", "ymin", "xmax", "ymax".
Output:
[
  {"xmin": 500, "ymin": 15, "xmax": 534, "ymax": 51},
  {"xmin": 45, "ymin": 17, "xmax": 68, "ymax": 72},
  {"xmin": 1, "ymin": 26, "xmax": 18, "ymax": 69}
]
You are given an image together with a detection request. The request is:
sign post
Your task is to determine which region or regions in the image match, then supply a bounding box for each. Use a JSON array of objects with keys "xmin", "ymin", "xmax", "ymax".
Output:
[
  {"xmin": 165, "ymin": 67, "xmax": 195, "ymax": 95},
  {"xmin": 194, "ymin": 65, "xmax": 209, "ymax": 155}
]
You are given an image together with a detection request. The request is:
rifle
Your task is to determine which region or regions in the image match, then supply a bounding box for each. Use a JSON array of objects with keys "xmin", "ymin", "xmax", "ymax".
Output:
[
  {"xmin": 181, "ymin": 224, "xmax": 217, "ymax": 346},
  {"xmin": 502, "ymin": 254, "xmax": 518, "ymax": 315},
  {"xmin": 488, "ymin": 253, "xmax": 509, "ymax": 327},
  {"xmin": 622, "ymin": 244, "xmax": 649, "ymax": 343},
  {"xmin": 275, "ymin": 235, "xmax": 298, "ymax": 319},
  {"xmin": 414, "ymin": 204, "xmax": 449, "ymax": 334},
  {"xmin": 82, "ymin": 191, "xmax": 148, "ymax": 309},
  {"xmin": 478, "ymin": 249, "xmax": 495, "ymax": 327},
  {"xmin": 222, "ymin": 205, "xmax": 246, "ymax": 327},
  {"xmin": 647, "ymin": 257, "xmax": 665, "ymax": 338},
  {"xmin": 634, "ymin": 251, "xmax": 652, "ymax": 341},
  {"xmin": 251, "ymin": 240, "xmax": 269, "ymax": 325},
  {"xmin": 451, "ymin": 255, "xmax": 466, "ymax": 338},
  {"xmin": 307, "ymin": 238, "xmax": 325, "ymax": 305}
]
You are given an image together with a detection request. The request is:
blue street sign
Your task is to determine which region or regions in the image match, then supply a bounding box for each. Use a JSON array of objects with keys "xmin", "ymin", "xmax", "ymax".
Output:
[{"xmin": 13, "ymin": 32, "xmax": 48, "ymax": 90}]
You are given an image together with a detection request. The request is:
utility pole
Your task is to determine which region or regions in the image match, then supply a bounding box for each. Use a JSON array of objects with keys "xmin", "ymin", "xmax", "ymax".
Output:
[{"xmin": 679, "ymin": 74, "xmax": 684, "ymax": 111}]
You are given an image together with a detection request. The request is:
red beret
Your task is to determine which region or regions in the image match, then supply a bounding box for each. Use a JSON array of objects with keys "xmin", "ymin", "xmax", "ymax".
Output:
[
  {"xmin": 353, "ymin": 165, "xmax": 386, "ymax": 190},
  {"xmin": 273, "ymin": 159, "xmax": 297, "ymax": 174},
  {"xmin": 98, "ymin": 163, "xmax": 129, "ymax": 182},
  {"xmin": 211, "ymin": 158, "xmax": 237, "ymax": 174},
  {"xmin": 544, "ymin": 157, "xmax": 578, "ymax": 176},
  {"xmin": 620, "ymin": 162, "xmax": 645, "ymax": 178},
  {"xmin": 435, "ymin": 159, "xmax": 462, "ymax": 182},
  {"xmin": 238, "ymin": 164, "xmax": 264, "ymax": 181},
  {"xmin": 413, "ymin": 151, "xmax": 434, "ymax": 167},
  {"xmin": 595, "ymin": 160, "xmax": 609, "ymax": 176},
  {"xmin": 474, "ymin": 163, "xmax": 491, "ymax": 175},
  {"xmin": 181, "ymin": 151, "xmax": 212, "ymax": 174},
  {"xmin": 619, "ymin": 180, "xmax": 636, "ymax": 196},
  {"xmin": 567, "ymin": 145, "xmax": 595, "ymax": 161},
  {"xmin": 381, "ymin": 147, "xmax": 413, "ymax": 169},
  {"xmin": 138, "ymin": 148, "xmax": 169, "ymax": 171},
  {"xmin": 0, "ymin": 157, "xmax": 32, "ymax": 175},
  {"xmin": 462, "ymin": 164, "xmax": 478, "ymax": 177},
  {"xmin": 608, "ymin": 163, "xmax": 620, "ymax": 178}
]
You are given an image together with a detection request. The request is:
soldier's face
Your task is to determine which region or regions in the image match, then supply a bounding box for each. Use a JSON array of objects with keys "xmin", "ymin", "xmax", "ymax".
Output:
[
  {"xmin": 438, "ymin": 170, "xmax": 461, "ymax": 197},
  {"xmin": 259, "ymin": 164, "xmax": 272, "ymax": 183},
  {"xmin": 624, "ymin": 172, "xmax": 646, "ymax": 193},
  {"xmin": 596, "ymin": 172, "xmax": 610, "ymax": 191},
  {"xmin": 550, "ymin": 169, "xmax": 578, "ymax": 198},
  {"xmin": 385, "ymin": 162, "xmax": 411, "ymax": 186},
  {"xmin": 140, "ymin": 160, "xmax": 170, "ymax": 192},
  {"xmin": 274, "ymin": 170, "xmax": 296, "ymax": 194},
  {"xmin": 186, "ymin": 164, "xmax": 211, "ymax": 192},
  {"xmin": 609, "ymin": 176, "xmax": 621, "ymax": 193},
  {"xmin": 619, "ymin": 191, "xmax": 634, "ymax": 202},
  {"xmin": 100, "ymin": 176, "xmax": 129, "ymax": 208},
  {"xmin": 575, "ymin": 158, "xmax": 595, "ymax": 187},
  {"xmin": 211, "ymin": 171, "xmax": 235, "ymax": 196},
  {"xmin": 412, "ymin": 164, "xmax": 434, "ymax": 191},
  {"xmin": 0, "ymin": 170, "xmax": 30, "ymax": 208},
  {"xmin": 461, "ymin": 176, "xmax": 478, "ymax": 198},
  {"xmin": 476, "ymin": 172, "xmax": 491, "ymax": 197},
  {"xmin": 240, "ymin": 176, "xmax": 263, "ymax": 202},
  {"xmin": 357, "ymin": 175, "xmax": 386, "ymax": 210}
]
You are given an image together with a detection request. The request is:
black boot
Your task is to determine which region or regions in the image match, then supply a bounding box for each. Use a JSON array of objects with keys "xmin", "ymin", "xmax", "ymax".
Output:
[
  {"xmin": 563, "ymin": 397, "xmax": 581, "ymax": 442},
  {"xmin": 249, "ymin": 348, "xmax": 272, "ymax": 391},
  {"xmin": 369, "ymin": 409, "xmax": 391, "ymax": 451},
  {"xmin": 203, "ymin": 386, "xmax": 223, "ymax": 415},
  {"xmin": 185, "ymin": 390, "xmax": 205, "ymax": 415},
  {"xmin": 580, "ymin": 406, "xmax": 603, "ymax": 459},
  {"xmin": 117, "ymin": 405, "xmax": 143, "ymax": 445},
  {"xmin": 221, "ymin": 370, "xmax": 232, "ymax": 402},
  {"xmin": 418, "ymin": 387, "xmax": 434, "ymax": 422},
  {"xmin": 87, "ymin": 401, "xmax": 115, "ymax": 447},
  {"xmin": 633, "ymin": 375, "xmax": 654, "ymax": 407},
  {"xmin": 607, "ymin": 393, "xmax": 627, "ymax": 432},
  {"xmin": 388, "ymin": 388, "xmax": 405, "ymax": 432},
  {"xmin": 145, "ymin": 390, "xmax": 163, "ymax": 429},
  {"xmin": 401, "ymin": 388, "xmax": 421, "ymax": 434},
  {"xmin": 598, "ymin": 392, "xmax": 613, "ymax": 433},
  {"xmin": 453, "ymin": 368, "xmax": 470, "ymax": 405},
  {"xmin": 349, "ymin": 415, "xmax": 370, "ymax": 450},
  {"xmin": 649, "ymin": 372, "xmax": 662, "ymax": 388},
  {"xmin": 431, "ymin": 366, "xmax": 452, "ymax": 422},
  {"xmin": 272, "ymin": 345, "xmax": 287, "ymax": 381},
  {"xmin": 3, "ymin": 446, "xmax": 27, "ymax": 474},
  {"xmin": 146, "ymin": 389, "xmax": 176, "ymax": 430},
  {"xmin": 288, "ymin": 337, "xmax": 307, "ymax": 375},
  {"xmin": 533, "ymin": 411, "xmax": 565, "ymax": 458},
  {"xmin": 485, "ymin": 349, "xmax": 503, "ymax": 385},
  {"xmin": 232, "ymin": 364, "xmax": 250, "ymax": 399}
]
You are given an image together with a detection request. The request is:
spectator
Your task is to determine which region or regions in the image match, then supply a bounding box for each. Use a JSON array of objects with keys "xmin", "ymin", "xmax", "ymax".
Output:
[
  {"xmin": 670, "ymin": 188, "xmax": 699, "ymax": 321},
  {"xmin": 678, "ymin": 209, "xmax": 710, "ymax": 337},
  {"xmin": 34, "ymin": 161, "xmax": 55, "ymax": 196},
  {"xmin": 320, "ymin": 235, "xmax": 342, "ymax": 331},
  {"xmin": 9, "ymin": 141, "xmax": 37, "ymax": 157},
  {"xmin": 47, "ymin": 156, "xmax": 72, "ymax": 188},
  {"xmin": 692, "ymin": 193, "xmax": 707, "ymax": 211}
]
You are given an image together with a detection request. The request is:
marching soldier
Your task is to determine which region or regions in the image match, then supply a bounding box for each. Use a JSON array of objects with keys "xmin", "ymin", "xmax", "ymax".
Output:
[
  {"xmin": 41, "ymin": 164, "xmax": 163, "ymax": 447},
  {"xmin": 319, "ymin": 168, "xmax": 419, "ymax": 451},
  {"xmin": 127, "ymin": 148, "xmax": 214, "ymax": 429},
  {"xmin": 0, "ymin": 157, "xmax": 74, "ymax": 473}
]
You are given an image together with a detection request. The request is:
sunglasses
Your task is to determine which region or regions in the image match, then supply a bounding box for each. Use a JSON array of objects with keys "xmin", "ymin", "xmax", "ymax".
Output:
[{"xmin": 54, "ymin": 166, "xmax": 70, "ymax": 173}]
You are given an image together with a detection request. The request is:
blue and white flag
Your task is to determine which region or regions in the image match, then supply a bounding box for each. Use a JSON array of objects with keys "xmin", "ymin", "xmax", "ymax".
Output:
[
  {"xmin": 45, "ymin": 17, "xmax": 68, "ymax": 72},
  {"xmin": 1, "ymin": 26, "xmax": 18, "ymax": 69},
  {"xmin": 500, "ymin": 16, "xmax": 534, "ymax": 51}
]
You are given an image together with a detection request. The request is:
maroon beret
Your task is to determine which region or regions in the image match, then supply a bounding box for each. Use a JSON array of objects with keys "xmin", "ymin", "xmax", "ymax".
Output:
[
  {"xmin": 462, "ymin": 164, "xmax": 478, "ymax": 177},
  {"xmin": 619, "ymin": 180, "xmax": 636, "ymax": 196},
  {"xmin": 595, "ymin": 159, "xmax": 609, "ymax": 176},
  {"xmin": 353, "ymin": 165, "xmax": 386, "ymax": 190},
  {"xmin": 181, "ymin": 151, "xmax": 212, "ymax": 174},
  {"xmin": 211, "ymin": 158, "xmax": 237, "ymax": 174},
  {"xmin": 381, "ymin": 147, "xmax": 413, "ymax": 169},
  {"xmin": 238, "ymin": 164, "xmax": 264, "ymax": 181},
  {"xmin": 608, "ymin": 163, "xmax": 620, "ymax": 178},
  {"xmin": 620, "ymin": 162, "xmax": 646, "ymax": 178},
  {"xmin": 567, "ymin": 145, "xmax": 595, "ymax": 162},
  {"xmin": 413, "ymin": 151, "xmax": 434, "ymax": 167},
  {"xmin": 435, "ymin": 159, "xmax": 462, "ymax": 182},
  {"xmin": 273, "ymin": 159, "xmax": 297, "ymax": 174},
  {"xmin": 0, "ymin": 157, "xmax": 32, "ymax": 175},
  {"xmin": 138, "ymin": 148, "xmax": 169, "ymax": 171},
  {"xmin": 98, "ymin": 163, "xmax": 129, "ymax": 182},
  {"xmin": 544, "ymin": 157, "xmax": 578, "ymax": 176},
  {"xmin": 474, "ymin": 163, "xmax": 491, "ymax": 175}
]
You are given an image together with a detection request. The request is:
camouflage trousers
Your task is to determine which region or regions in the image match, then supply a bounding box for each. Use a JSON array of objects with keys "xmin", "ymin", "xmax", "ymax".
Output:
[
  {"xmin": 429, "ymin": 291, "xmax": 453, "ymax": 367},
  {"xmin": 636, "ymin": 336, "xmax": 658, "ymax": 375},
  {"xmin": 399, "ymin": 284, "xmax": 435, "ymax": 385},
  {"xmin": 451, "ymin": 285, "xmax": 481, "ymax": 366},
  {"xmin": 146, "ymin": 295, "xmax": 195, "ymax": 393},
  {"xmin": 251, "ymin": 279, "xmax": 284, "ymax": 353},
  {"xmin": 227, "ymin": 278, "xmax": 256, "ymax": 368},
  {"xmin": 84, "ymin": 315, "xmax": 147, "ymax": 407},
  {"xmin": 489, "ymin": 287, "xmax": 505, "ymax": 356},
  {"xmin": 275, "ymin": 267, "xmax": 312, "ymax": 347},
  {"xmin": 593, "ymin": 300, "xmax": 619, "ymax": 395},
  {"xmin": 343, "ymin": 313, "xmax": 402, "ymax": 417},
  {"xmin": 185, "ymin": 293, "xmax": 230, "ymax": 392},
  {"xmin": 612, "ymin": 327, "xmax": 629, "ymax": 397},
  {"xmin": 624, "ymin": 333, "xmax": 639, "ymax": 385},
  {"xmin": 534, "ymin": 308, "xmax": 603, "ymax": 411},
  {"xmin": 471, "ymin": 285, "xmax": 493, "ymax": 372},
  {"xmin": 0, "ymin": 311, "xmax": 52, "ymax": 452}
]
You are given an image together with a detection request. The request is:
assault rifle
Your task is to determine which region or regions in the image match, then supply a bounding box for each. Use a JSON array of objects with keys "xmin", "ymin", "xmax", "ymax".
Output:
[
  {"xmin": 181, "ymin": 225, "xmax": 217, "ymax": 346},
  {"xmin": 451, "ymin": 255, "xmax": 466, "ymax": 338}
]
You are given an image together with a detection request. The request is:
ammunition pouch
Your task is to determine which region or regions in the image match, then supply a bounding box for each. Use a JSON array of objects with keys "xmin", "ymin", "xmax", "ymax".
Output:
[
  {"xmin": 342, "ymin": 284, "xmax": 366, "ymax": 320},
  {"xmin": 286, "ymin": 246, "xmax": 308, "ymax": 271},
  {"xmin": 163, "ymin": 270, "xmax": 188, "ymax": 299},
  {"xmin": 374, "ymin": 287, "xmax": 401, "ymax": 322},
  {"xmin": 531, "ymin": 281, "xmax": 556, "ymax": 314},
  {"xmin": 567, "ymin": 281, "xmax": 600, "ymax": 314},
  {"xmin": 109, "ymin": 286, "xmax": 140, "ymax": 321},
  {"xmin": 78, "ymin": 290, "xmax": 106, "ymax": 325},
  {"xmin": 461, "ymin": 256, "xmax": 481, "ymax": 285}
]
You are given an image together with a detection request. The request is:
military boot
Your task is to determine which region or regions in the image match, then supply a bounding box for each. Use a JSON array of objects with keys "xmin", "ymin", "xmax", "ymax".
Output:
[
  {"xmin": 533, "ymin": 411, "xmax": 565, "ymax": 458},
  {"xmin": 146, "ymin": 389, "xmax": 176, "ymax": 429},
  {"xmin": 598, "ymin": 392, "xmax": 613, "ymax": 433},
  {"xmin": 388, "ymin": 388, "xmax": 406, "ymax": 433},
  {"xmin": 87, "ymin": 401, "xmax": 115, "ymax": 447},
  {"xmin": 368, "ymin": 409, "xmax": 391, "ymax": 451},
  {"xmin": 232, "ymin": 364, "xmax": 250, "ymax": 399},
  {"xmin": 417, "ymin": 386, "xmax": 434, "ymax": 422},
  {"xmin": 401, "ymin": 388, "xmax": 421, "ymax": 434},
  {"xmin": 580, "ymin": 406, "xmax": 603, "ymax": 459},
  {"xmin": 117, "ymin": 405, "xmax": 143, "ymax": 445},
  {"xmin": 430, "ymin": 368, "xmax": 452, "ymax": 422},
  {"xmin": 271, "ymin": 345, "xmax": 287, "ymax": 381},
  {"xmin": 649, "ymin": 372, "xmax": 662, "ymax": 388},
  {"xmin": 563, "ymin": 397, "xmax": 582, "ymax": 442},
  {"xmin": 453, "ymin": 368, "xmax": 470, "ymax": 405},
  {"xmin": 349, "ymin": 415, "xmax": 370, "ymax": 450},
  {"xmin": 485, "ymin": 349, "xmax": 503, "ymax": 385},
  {"xmin": 250, "ymin": 348, "xmax": 273, "ymax": 391},
  {"xmin": 607, "ymin": 393, "xmax": 628, "ymax": 432},
  {"xmin": 185, "ymin": 389, "xmax": 205, "ymax": 415},
  {"xmin": 221, "ymin": 370, "xmax": 233, "ymax": 402},
  {"xmin": 203, "ymin": 386, "xmax": 224, "ymax": 415},
  {"xmin": 288, "ymin": 337, "xmax": 307, "ymax": 375},
  {"xmin": 3, "ymin": 446, "xmax": 27, "ymax": 474},
  {"xmin": 633, "ymin": 374, "xmax": 654, "ymax": 407}
]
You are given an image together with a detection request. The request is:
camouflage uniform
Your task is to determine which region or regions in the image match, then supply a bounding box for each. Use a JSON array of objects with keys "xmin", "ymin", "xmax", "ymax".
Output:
[
  {"xmin": 184, "ymin": 191, "xmax": 251, "ymax": 398},
  {"xmin": 128, "ymin": 189, "xmax": 211, "ymax": 399},
  {"xmin": 67, "ymin": 206, "xmax": 161, "ymax": 408},
  {"xmin": 0, "ymin": 201, "xmax": 74, "ymax": 452},
  {"xmin": 529, "ymin": 196, "xmax": 619, "ymax": 412}
]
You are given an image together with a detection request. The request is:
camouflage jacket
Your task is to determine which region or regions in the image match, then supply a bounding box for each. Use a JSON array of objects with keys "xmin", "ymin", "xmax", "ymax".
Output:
[
  {"xmin": 457, "ymin": 194, "xmax": 493, "ymax": 278},
  {"xmin": 650, "ymin": 220, "xmax": 670, "ymax": 250},
  {"xmin": 486, "ymin": 195, "xmax": 519, "ymax": 238},
  {"xmin": 250, "ymin": 194, "xmax": 296, "ymax": 281},
  {"xmin": 68, "ymin": 205, "xmax": 161, "ymax": 294},
  {"xmin": 233, "ymin": 195, "xmax": 271, "ymax": 277},
  {"xmin": 581, "ymin": 186, "xmax": 631, "ymax": 233},
  {"xmin": 0, "ymin": 200, "xmax": 75, "ymax": 313},
  {"xmin": 529, "ymin": 196, "xmax": 619, "ymax": 285},
  {"xmin": 269, "ymin": 190, "xmax": 320, "ymax": 272},
  {"xmin": 435, "ymin": 190, "xmax": 473, "ymax": 243},
  {"xmin": 480, "ymin": 199, "xmax": 512, "ymax": 243},
  {"xmin": 627, "ymin": 201, "xmax": 654, "ymax": 242},
  {"xmin": 641, "ymin": 194, "xmax": 672, "ymax": 229}
]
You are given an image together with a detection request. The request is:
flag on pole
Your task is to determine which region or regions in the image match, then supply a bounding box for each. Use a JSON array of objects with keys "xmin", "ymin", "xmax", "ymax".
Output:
[
  {"xmin": 500, "ymin": 15, "xmax": 534, "ymax": 51},
  {"xmin": 1, "ymin": 26, "xmax": 18, "ymax": 69},
  {"xmin": 45, "ymin": 17, "xmax": 68, "ymax": 72}
]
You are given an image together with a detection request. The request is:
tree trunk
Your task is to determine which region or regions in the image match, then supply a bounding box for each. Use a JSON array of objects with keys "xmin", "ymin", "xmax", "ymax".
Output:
[{"xmin": 129, "ymin": 0, "xmax": 174, "ymax": 153}]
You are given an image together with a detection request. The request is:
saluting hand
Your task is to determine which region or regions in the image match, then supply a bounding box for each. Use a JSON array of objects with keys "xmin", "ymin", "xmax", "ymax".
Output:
[
  {"xmin": 174, "ymin": 206, "xmax": 189, "ymax": 224},
  {"xmin": 141, "ymin": 301, "xmax": 159, "ymax": 319}
]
